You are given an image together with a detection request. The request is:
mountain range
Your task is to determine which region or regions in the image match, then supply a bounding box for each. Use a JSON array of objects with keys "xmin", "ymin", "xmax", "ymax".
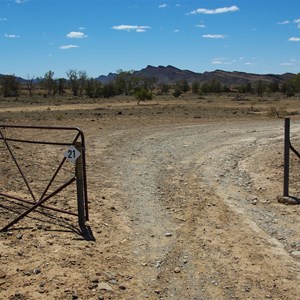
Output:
[
  {"xmin": 0, "ymin": 65, "xmax": 295, "ymax": 86},
  {"xmin": 96, "ymin": 65, "xmax": 294, "ymax": 86}
]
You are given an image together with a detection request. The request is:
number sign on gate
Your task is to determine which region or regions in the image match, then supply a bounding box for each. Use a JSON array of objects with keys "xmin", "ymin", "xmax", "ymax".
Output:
[{"xmin": 64, "ymin": 145, "xmax": 81, "ymax": 163}]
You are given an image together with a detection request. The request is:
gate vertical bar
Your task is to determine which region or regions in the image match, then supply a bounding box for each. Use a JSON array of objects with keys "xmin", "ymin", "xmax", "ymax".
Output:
[
  {"xmin": 283, "ymin": 118, "xmax": 290, "ymax": 197},
  {"xmin": 75, "ymin": 142, "xmax": 86, "ymax": 228}
]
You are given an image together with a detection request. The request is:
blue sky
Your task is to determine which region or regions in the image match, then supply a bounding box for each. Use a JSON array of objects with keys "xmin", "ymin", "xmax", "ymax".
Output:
[{"xmin": 1, "ymin": 0, "xmax": 300, "ymax": 79}]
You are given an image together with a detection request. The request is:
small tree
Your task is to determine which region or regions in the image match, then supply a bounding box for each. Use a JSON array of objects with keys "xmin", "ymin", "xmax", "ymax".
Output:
[
  {"xmin": 78, "ymin": 70, "xmax": 88, "ymax": 96},
  {"xmin": 0, "ymin": 74, "xmax": 19, "ymax": 97},
  {"xmin": 41, "ymin": 70, "xmax": 55, "ymax": 96},
  {"xmin": 66, "ymin": 69, "xmax": 79, "ymax": 96},
  {"xmin": 255, "ymin": 80, "xmax": 266, "ymax": 97},
  {"xmin": 56, "ymin": 78, "xmax": 67, "ymax": 96},
  {"xmin": 158, "ymin": 83, "xmax": 170, "ymax": 95},
  {"xmin": 135, "ymin": 88, "xmax": 153, "ymax": 105},
  {"xmin": 114, "ymin": 70, "xmax": 134, "ymax": 95},
  {"xmin": 25, "ymin": 75, "xmax": 36, "ymax": 97},
  {"xmin": 172, "ymin": 89, "xmax": 181, "ymax": 98},
  {"xmin": 192, "ymin": 82, "xmax": 200, "ymax": 94},
  {"xmin": 101, "ymin": 83, "xmax": 116, "ymax": 98}
]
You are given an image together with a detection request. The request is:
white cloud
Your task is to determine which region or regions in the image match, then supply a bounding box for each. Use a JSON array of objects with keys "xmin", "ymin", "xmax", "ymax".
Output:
[
  {"xmin": 196, "ymin": 24, "xmax": 206, "ymax": 28},
  {"xmin": 0, "ymin": 18, "xmax": 7, "ymax": 21},
  {"xmin": 112, "ymin": 25, "xmax": 151, "ymax": 32},
  {"xmin": 66, "ymin": 31, "xmax": 87, "ymax": 38},
  {"xmin": 5, "ymin": 34, "xmax": 20, "ymax": 38},
  {"xmin": 159, "ymin": 4, "xmax": 167, "ymax": 8},
  {"xmin": 289, "ymin": 37, "xmax": 300, "ymax": 42},
  {"xmin": 189, "ymin": 5, "xmax": 239, "ymax": 15},
  {"xmin": 211, "ymin": 58, "xmax": 232, "ymax": 65},
  {"xmin": 280, "ymin": 62, "xmax": 294, "ymax": 66},
  {"xmin": 202, "ymin": 34, "xmax": 227, "ymax": 39},
  {"xmin": 277, "ymin": 20, "xmax": 290, "ymax": 25},
  {"xmin": 60, "ymin": 45, "xmax": 79, "ymax": 50},
  {"xmin": 79, "ymin": 27, "xmax": 86, "ymax": 30},
  {"xmin": 174, "ymin": 29, "xmax": 180, "ymax": 33},
  {"xmin": 292, "ymin": 19, "xmax": 300, "ymax": 28},
  {"xmin": 15, "ymin": 0, "xmax": 29, "ymax": 4}
]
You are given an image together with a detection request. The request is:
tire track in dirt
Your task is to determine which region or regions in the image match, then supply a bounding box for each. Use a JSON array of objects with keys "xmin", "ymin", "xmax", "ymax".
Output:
[{"xmin": 110, "ymin": 120, "xmax": 300, "ymax": 299}]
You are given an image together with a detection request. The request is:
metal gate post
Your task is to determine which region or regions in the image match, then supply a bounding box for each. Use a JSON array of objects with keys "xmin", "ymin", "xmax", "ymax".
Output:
[
  {"xmin": 283, "ymin": 118, "xmax": 290, "ymax": 197},
  {"xmin": 75, "ymin": 142, "xmax": 86, "ymax": 228}
]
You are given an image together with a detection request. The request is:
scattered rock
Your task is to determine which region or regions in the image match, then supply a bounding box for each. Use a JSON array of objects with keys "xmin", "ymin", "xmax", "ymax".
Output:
[
  {"xmin": 33, "ymin": 268, "xmax": 41, "ymax": 274},
  {"xmin": 16, "ymin": 233, "xmax": 23, "ymax": 240},
  {"xmin": 291, "ymin": 251, "xmax": 300, "ymax": 258},
  {"xmin": 277, "ymin": 196, "xmax": 300, "ymax": 205},
  {"xmin": 98, "ymin": 282, "xmax": 114, "ymax": 292},
  {"xmin": 90, "ymin": 277, "xmax": 99, "ymax": 283}
]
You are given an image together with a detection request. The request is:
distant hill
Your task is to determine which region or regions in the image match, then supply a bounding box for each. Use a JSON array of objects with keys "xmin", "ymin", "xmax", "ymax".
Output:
[
  {"xmin": 96, "ymin": 65, "xmax": 295, "ymax": 86},
  {"xmin": 1, "ymin": 65, "xmax": 295, "ymax": 86}
]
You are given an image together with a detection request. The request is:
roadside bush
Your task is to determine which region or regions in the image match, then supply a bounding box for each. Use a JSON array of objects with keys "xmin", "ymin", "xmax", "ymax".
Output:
[{"xmin": 135, "ymin": 89, "xmax": 153, "ymax": 105}]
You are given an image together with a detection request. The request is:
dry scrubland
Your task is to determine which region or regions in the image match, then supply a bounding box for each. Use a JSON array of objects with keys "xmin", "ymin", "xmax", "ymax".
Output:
[{"xmin": 1, "ymin": 93, "xmax": 300, "ymax": 300}]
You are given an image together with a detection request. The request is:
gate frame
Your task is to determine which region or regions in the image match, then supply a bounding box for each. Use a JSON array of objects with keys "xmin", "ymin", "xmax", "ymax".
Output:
[
  {"xmin": 283, "ymin": 118, "xmax": 300, "ymax": 197},
  {"xmin": 0, "ymin": 124, "xmax": 93, "ymax": 240}
]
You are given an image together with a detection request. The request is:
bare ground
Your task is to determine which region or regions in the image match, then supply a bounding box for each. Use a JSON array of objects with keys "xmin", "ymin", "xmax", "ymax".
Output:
[{"xmin": 1, "ymin": 95, "xmax": 300, "ymax": 299}]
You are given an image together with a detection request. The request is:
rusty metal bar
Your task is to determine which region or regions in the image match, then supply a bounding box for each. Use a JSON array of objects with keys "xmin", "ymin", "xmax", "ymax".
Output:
[
  {"xmin": 0, "ymin": 124, "xmax": 82, "ymax": 131},
  {"xmin": 79, "ymin": 133, "xmax": 89, "ymax": 221},
  {"xmin": 39, "ymin": 157, "xmax": 67, "ymax": 203},
  {"xmin": 75, "ymin": 142, "xmax": 85, "ymax": 228},
  {"xmin": 0, "ymin": 127, "xmax": 37, "ymax": 202},
  {"xmin": 283, "ymin": 118, "xmax": 290, "ymax": 197},
  {"xmin": 0, "ymin": 192, "xmax": 77, "ymax": 216},
  {"xmin": 0, "ymin": 137, "xmax": 73, "ymax": 147},
  {"xmin": 1, "ymin": 177, "xmax": 76, "ymax": 231},
  {"xmin": 290, "ymin": 143, "xmax": 300, "ymax": 159}
]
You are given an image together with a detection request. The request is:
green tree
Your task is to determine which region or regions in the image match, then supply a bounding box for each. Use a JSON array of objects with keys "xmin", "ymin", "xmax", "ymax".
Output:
[
  {"xmin": 41, "ymin": 70, "xmax": 55, "ymax": 96},
  {"xmin": 114, "ymin": 70, "xmax": 134, "ymax": 95},
  {"xmin": 269, "ymin": 81, "xmax": 279, "ymax": 93},
  {"xmin": 66, "ymin": 69, "xmax": 79, "ymax": 96},
  {"xmin": 201, "ymin": 82, "xmax": 210, "ymax": 94},
  {"xmin": 78, "ymin": 70, "xmax": 88, "ymax": 96},
  {"xmin": 158, "ymin": 83, "xmax": 170, "ymax": 95},
  {"xmin": 255, "ymin": 80, "xmax": 266, "ymax": 97},
  {"xmin": 172, "ymin": 89, "xmax": 181, "ymax": 98},
  {"xmin": 291, "ymin": 73, "xmax": 300, "ymax": 93},
  {"xmin": 142, "ymin": 77, "xmax": 158, "ymax": 92},
  {"xmin": 101, "ymin": 83, "xmax": 116, "ymax": 98},
  {"xmin": 56, "ymin": 78, "xmax": 67, "ymax": 96},
  {"xmin": 0, "ymin": 74, "xmax": 19, "ymax": 97},
  {"xmin": 25, "ymin": 75, "xmax": 36, "ymax": 97},
  {"xmin": 191, "ymin": 82, "xmax": 200, "ymax": 94},
  {"xmin": 210, "ymin": 79, "xmax": 222, "ymax": 93},
  {"xmin": 135, "ymin": 88, "xmax": 153, "ymax": 105}
]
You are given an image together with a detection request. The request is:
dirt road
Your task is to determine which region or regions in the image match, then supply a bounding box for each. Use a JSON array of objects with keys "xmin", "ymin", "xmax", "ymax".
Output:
[
  {"xmin": 1, "ymin": 109, "xmax": 300, "ymax": 299},
  {"xmin": 85, "ymin": 118, "xmax": 300, "ymax": 299}
]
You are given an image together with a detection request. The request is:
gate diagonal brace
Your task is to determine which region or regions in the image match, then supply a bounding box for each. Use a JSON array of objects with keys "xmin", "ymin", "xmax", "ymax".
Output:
[{"xmin": 0, "ymin": 124, "xmax": 93, "ymax": 240}]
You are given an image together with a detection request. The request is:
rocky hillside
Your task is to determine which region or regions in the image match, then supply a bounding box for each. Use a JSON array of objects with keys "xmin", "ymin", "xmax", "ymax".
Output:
[
  {"xmin": 97, "ymin": 65, "xmax": 294, "ymax": 86},
  {"xmin": 0, "ymin": 66, "xmax": 295, "ymax": 86}
]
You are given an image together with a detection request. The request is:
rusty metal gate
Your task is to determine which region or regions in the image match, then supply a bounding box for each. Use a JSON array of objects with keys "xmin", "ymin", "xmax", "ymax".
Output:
[{"xmin": 0, "ymin": 124, "xmax": 93, "ymax": 240}]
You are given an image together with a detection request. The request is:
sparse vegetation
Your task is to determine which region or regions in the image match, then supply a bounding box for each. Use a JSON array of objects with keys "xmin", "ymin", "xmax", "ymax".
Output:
[{"xmin": 1, "ymin": 69, "xmax": 300, "ymax": 105}]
